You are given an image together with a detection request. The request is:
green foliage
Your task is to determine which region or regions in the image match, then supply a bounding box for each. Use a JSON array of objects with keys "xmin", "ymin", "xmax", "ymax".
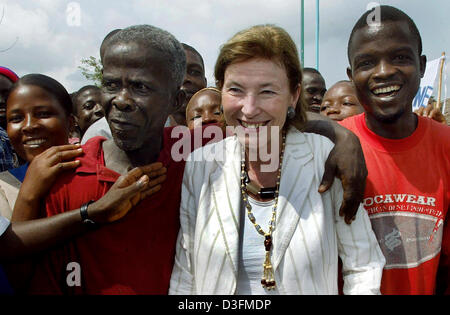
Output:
[{"xmin": 78, "ymin": 56, "xmax": 103, "ymax": 87}]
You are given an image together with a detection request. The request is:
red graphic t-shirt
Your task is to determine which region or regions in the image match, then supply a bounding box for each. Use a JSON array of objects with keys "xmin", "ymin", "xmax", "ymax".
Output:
[{"xmin": 340, "ymin": 113, "xmax": 450, "ymax": 295}]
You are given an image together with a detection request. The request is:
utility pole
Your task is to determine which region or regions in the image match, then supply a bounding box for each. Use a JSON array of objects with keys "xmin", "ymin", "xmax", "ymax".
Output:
[
  {"xmin": 300, "ymin": 0, "xmax": 304, "ymax": 65},
  {"xmin": 315, "ymin": 0, "xmax": 320, "ymax": 70}
]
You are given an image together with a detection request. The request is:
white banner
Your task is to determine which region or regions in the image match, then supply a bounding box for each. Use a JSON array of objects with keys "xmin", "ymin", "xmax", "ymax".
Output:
[{"xmin": 412, "ymin": 56, "xmax": 444, "ymax": 110}]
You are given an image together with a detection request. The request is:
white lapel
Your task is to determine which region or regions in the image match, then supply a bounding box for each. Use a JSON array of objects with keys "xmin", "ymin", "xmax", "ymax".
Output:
[
  {"xmin": 208, "ymin": 137, "xmax": 242, "ymax": 279},
  {"xmin": 272, "ymin": 128, "xmax": 315, "ymax": 271}
]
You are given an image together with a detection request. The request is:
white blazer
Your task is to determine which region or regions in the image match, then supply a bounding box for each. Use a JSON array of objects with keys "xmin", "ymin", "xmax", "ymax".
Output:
[{"xmin": 169, "ymin": 127, "xmax": 385, "ymax": 295}]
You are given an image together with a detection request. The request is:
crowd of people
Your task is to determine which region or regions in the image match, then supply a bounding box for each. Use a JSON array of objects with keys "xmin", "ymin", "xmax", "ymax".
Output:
[{"xmin": 0, "ymin": 5, "xmax": 448, "ymax": 295}]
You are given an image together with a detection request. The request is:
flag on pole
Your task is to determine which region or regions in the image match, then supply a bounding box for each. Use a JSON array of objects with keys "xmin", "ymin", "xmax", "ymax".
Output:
[
  {"xmin": 442, "ymin": 59, "xmax": 448, "ymax": 114},
  {"xmin": 412, "ymin": 56, "xmax": 446, "ymax": 110}
]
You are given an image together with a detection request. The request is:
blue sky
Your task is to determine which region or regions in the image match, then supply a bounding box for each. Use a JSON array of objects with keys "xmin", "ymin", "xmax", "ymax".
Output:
[{"xmin": 0, "ymin": 0, "xmax": 448, "ymax": 102}]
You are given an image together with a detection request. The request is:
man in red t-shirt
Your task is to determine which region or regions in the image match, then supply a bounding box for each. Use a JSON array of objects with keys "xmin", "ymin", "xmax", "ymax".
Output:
[{"xmin": 343, "ymin": 5, "xmax": 450, "ymax": 294}]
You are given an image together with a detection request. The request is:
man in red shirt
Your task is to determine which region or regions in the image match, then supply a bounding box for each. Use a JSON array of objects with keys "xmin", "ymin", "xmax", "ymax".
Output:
[
  {"xmin": 28, "ymin": 24, "xmax": 370, "ymax": 295},
  {"xmin": 28, "ymin": 25, "xmax": 188, "ymax": 294},
  {"xmin": 342, "ymin": 5, "xmax": 450, "ymax": 294}
]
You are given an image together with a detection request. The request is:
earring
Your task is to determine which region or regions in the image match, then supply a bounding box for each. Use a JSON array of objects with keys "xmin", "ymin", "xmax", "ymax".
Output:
[{"xmin": 287, "ymin": 106, "xmax": 296, "ymax": 120}]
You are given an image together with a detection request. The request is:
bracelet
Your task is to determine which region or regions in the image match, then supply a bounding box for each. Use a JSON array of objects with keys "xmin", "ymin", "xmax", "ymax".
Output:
[{"xmin": 80, "ymin": 200, "xmax": 97, "ymax": 227}]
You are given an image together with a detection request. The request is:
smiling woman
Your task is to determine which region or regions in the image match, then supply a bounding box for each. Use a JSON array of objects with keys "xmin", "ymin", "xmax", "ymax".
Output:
[
  {"xmin": 7, "ymin": 76, "xmax": 72, "ymax": 162},
  {"xmin": 169, "ymin": 24, "xmax": 385, "ymax": 295},
  {"xmin": 0, "ymin": 74, "xmax": 82, "ymax": 220}
]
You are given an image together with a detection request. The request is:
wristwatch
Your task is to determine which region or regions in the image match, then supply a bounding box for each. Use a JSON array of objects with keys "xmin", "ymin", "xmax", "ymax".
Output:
[{"xmin": 80, "ymin": 200, "xmax": 97, "ymax": 228}]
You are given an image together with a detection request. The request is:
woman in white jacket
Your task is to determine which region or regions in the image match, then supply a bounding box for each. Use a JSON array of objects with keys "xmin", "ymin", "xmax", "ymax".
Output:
[{"xmin": 169, "ymin": 24, "xmax": 385, "ymax": 295}]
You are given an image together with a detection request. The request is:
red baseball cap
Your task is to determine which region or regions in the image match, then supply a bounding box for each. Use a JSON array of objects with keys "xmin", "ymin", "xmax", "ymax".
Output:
[{"xmin": 0, "ymin": 66, "xmax": 19, "ymax": 83}]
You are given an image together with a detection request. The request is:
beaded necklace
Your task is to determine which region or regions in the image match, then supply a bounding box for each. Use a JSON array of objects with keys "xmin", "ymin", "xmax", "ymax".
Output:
[{"xmin": 239, "ymin": 130, "xmax": 286, "ymax": 290}]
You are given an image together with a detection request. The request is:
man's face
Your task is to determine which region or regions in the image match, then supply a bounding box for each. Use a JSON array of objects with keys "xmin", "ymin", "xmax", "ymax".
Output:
[
  {"xmin": 303, "ymin": 72, "xmax": 326, "ymax": 113},
  {"xmin": 74, "ymin": 88, "xmax": 104, "ymax": 134},
  {"xmin": 102, "ymin": 42, "xmax": 179, "ymax": 151},
  {"xmin": 347, "ymin": 21, "xmax": 425, "ymax": 124},
  {"xmin": 180, "ymin": 49, "xmax": 207, "ymax": 106},
  {"xmin": 0, "ymin": 75, "xmax": 14, "ymax": 130}
]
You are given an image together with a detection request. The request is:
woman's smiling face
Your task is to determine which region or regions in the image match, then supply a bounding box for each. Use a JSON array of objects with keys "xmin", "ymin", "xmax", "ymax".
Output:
[
  {"xmin": 7, "ymin": 84, "xmax": 70, "ymax": 162},
  {"xmin": 221, "ymin": 57, "xmax": 300, "ymax": 150}
]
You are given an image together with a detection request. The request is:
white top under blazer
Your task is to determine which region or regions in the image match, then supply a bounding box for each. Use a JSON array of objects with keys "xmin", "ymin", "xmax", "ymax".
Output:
[{"xmin": 169, "ymin": 127, "xmax": 385, "ymax": 295}]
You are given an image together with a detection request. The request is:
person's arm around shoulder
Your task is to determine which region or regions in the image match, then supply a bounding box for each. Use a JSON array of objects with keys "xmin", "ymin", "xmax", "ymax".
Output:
[
  {"xmin": 329, "ymin": 178, "xmax": 385, "ymax": 295},
  {"xmin": 12, "ymin": 144, "xmax": 84, "ymax": 221},
  {"xmin": 304, "ymin": 112, "xmax": 368, "ymax": 224}
]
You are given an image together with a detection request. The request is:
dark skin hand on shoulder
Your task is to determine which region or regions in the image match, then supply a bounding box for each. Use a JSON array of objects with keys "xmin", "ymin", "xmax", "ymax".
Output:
[
  {"xmin": 12, "ymin": 143, "xmax": 167, "ymax": 222},
  {"xmin": 12, "ymin": 144, "xmax": 84, "ymax": 221},
  {"xmin": 88, "ymin": 163, "xmax": 167, "ymax": 223},
  {"xmin": 414, "ymin": 103, "xmax": 447, "ymax": 125},
  {"xmin": 305, "ymin": 112, "xmax": 368, "ymax": 224}
]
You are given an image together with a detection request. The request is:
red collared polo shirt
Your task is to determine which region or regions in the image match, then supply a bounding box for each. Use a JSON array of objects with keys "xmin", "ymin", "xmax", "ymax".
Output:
[{"xmin": 28, "ymin": 127, "xmax": 188, "ymax": 294}]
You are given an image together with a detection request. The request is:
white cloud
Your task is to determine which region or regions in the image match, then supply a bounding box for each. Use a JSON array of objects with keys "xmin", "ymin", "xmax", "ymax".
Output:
[
  {"xmin": 0, "ymin": 0, "xmax": 448, "ymax": 95},
  {"xmin": 0, "ymin": 0, "xmax": 100, "ymax": 91}
]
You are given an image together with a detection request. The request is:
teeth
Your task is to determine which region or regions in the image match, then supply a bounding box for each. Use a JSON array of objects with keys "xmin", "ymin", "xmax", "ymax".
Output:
[
  {"xmin": 25, "ymin": 139, "xmax": 46, "ymax": 145},
  {"xmin": 373, "ymin": 85, "xmax": 401, "ymax": 95},
  {"xmin": 241, "ymin": 121, "xmax": 266, "ymax": 129}
]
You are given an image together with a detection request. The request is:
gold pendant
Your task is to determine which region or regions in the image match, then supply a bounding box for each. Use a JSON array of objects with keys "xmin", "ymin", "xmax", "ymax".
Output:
[{"xmin": 261, "ymin": 235, "xmax": 276, "ymax": 290}]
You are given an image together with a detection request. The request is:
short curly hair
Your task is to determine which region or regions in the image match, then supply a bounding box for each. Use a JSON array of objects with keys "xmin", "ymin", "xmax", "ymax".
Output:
[
  {"xmin": 348, "ymin": 5, "xmax": 422, "ymax": 63},
  {"xmin": 107, "ymin": 25, "xmax": 186, "ymax": 88}
]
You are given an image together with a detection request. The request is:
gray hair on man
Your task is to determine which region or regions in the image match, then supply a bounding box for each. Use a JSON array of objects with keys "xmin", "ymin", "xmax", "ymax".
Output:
[{"xmin": 108, "ymin": 25, "xmax": 186, "ymax": 88}]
